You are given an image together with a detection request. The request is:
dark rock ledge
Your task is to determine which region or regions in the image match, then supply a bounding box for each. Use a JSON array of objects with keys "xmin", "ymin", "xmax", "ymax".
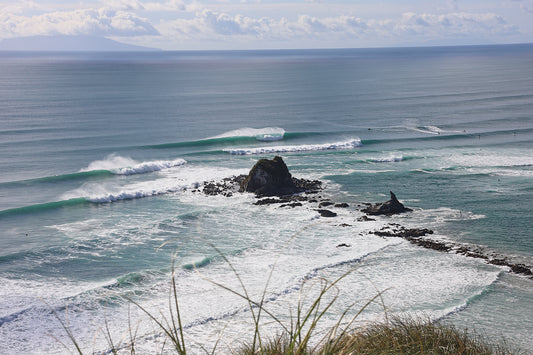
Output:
[{"xmin": 371, "ymin": 225, "xmax": 533, "ymax": 279}]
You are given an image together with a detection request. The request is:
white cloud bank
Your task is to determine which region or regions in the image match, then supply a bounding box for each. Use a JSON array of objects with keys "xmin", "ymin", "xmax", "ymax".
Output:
[
  {"xmin": 0, "ymin": 7, "xmax": 159, "ymax": 38},
  {"xmin": 0, "ymin": 0, "xmax": 527, "ymax": 49},
  {"xmin": 156, "ymin": 9, "xmax": 518, "ymax": 48}
]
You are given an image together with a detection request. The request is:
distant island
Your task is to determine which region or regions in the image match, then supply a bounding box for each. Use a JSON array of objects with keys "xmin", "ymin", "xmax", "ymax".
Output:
[{"xmin": 0, "ymin": 35, "xmax": 160, "ymax": 52}]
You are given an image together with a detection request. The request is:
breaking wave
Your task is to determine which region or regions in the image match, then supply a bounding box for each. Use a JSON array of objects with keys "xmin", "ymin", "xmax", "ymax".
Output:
[
  {"xmin": 210, "ymin": 127, "xmax": 285, "ymax": 142},
  {"xmin": 368, "ymin": 155, "xmax": 404, "ymax": 163},
  {"xmin": 81, "ymin": 155, "xmax": 187, "ymax": 175},
  {"xmin": 223, "ymin": 138, "xmax": 362, "ymax": 155},
  {"xmin": 408, "ymin": 125, "xmax": 447, "ymax": 135}
]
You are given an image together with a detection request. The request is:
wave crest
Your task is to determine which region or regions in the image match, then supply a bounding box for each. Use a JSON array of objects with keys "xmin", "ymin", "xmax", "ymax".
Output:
[
  {"xmin": 81, "ymin": 154, "xmax": 187, "ymax": 175},
  {"xmin": 210, "ymin": 127, "xmax": 285, "ymax": 142},
  {"xmin": 224, "ymin": 138, "xmax": 362, "ymax": 155},
  {"xmin": 368, "ymin": 155, "xmax": 404, "ymax": 163},
  {"xmin": 115, "ymin": 159, "xmax": 187, "ymax": 175}
]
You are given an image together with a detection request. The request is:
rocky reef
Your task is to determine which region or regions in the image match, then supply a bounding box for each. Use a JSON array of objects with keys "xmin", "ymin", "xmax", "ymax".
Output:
[
  {"xmin": 193, "ymin": 156, "xmax": 533, "ymax": 279},
  {"xmin": 371, "ymin": 225, "xmax": 533, "ymax": 278}
]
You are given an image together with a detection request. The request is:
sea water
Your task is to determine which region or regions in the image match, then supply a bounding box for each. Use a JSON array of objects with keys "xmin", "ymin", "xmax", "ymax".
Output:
[{"xmin": 0, "ymin": 45, "xmax": 532, "ymax": 353}]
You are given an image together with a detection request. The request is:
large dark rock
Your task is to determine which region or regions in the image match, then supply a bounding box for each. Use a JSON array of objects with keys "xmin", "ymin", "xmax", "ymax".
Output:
[
  {"xmin": 240, "ymin": 156, "xmax": 321, "ymax": 197},
  {"xmin": 362, "ymin": 191, "xmax": 412, "ymax": 216}
]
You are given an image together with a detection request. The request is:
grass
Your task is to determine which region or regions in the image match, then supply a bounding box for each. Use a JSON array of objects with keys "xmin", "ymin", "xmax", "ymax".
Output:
[
  {"xmin": 52, "ymin": 242, "xmax": 521, "ymax": 355},
  {"xmin": 238, "ymin": 317, "xmax": 517, "ymax": 355}
]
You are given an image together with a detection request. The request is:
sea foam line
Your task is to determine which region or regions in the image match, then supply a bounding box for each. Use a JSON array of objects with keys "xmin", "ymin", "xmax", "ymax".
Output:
[{"xmin": 224, "ymin": 138, "xmax": 362, "ymax": 155}]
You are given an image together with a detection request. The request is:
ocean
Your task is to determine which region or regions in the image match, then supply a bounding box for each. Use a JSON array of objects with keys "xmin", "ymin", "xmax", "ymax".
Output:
[{"xmin": 0, "ymin": 44, "xmax": 532, "ymax": 354}]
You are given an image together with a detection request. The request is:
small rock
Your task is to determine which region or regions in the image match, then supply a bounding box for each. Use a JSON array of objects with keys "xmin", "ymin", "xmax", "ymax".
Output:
[
  {"xmin": 510, "ymin": 264, "xmax": 532, "ymax": 276},
  {"xmin": 280, "ymin": 202, "xmax": 303, "ymax": 208},
  {"xmin": 316, "ymin": 209, "xmax": 337, "ymax": 217},
  {"xmin": 335, "ymin": 203, "xmax": 349, "ymax": 208}
]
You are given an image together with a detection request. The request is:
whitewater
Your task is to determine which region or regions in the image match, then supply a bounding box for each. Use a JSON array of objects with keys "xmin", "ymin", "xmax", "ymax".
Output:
[{"xmin": 0, "ymin": 45, "xmax": 532, "ymax": 354}]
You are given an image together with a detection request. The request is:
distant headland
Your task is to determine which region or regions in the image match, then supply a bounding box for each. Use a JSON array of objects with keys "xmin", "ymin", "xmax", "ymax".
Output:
[{"xmin": 0, "ymin": 35, "xmax": 160, "ymax": 52}]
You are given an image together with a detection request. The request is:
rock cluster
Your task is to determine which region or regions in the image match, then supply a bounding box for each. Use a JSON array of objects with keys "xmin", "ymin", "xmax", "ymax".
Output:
[
  {"xmin": 202, "ymin": 176, "xmax": 246, "ymax": 197},
  {"xmin": 371, "ymin": 226, "xmax": 449, "ymax": 252},
  {"xmin": 198, "ymin": 156, "xmax": 322, "ymax": 198}
]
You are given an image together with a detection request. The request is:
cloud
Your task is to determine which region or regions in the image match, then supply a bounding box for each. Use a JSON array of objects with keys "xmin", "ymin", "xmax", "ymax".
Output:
[
  {"xmin": 518, "ymin": 0, "xmax": 533, "ymax": 13},
  {"xmin": 448, "ymin": 0, "xmax": 459, "ymax": 11},
  {"xmin": 393, "ymin": 12, "xmax": 517, "ymax": 38},
  {"xmin": 101, "ymin": 0, "xmax": 188, "ymax": 12},
  {"xmin": 163, "ymin": 9, "xmax": 274, "ymax": 39},
  {"xmin": 0, "ymin": 1, "xmax": 41, "ymax": 15},
  {"xmin": 0, "ymin": 2, "xmax": 522, "ymax": 48},
  {"xmin": 160, "ymin": 9, "xmax": 517, "ymax": 44},
  {"xmin": 101, "ymin": 0, "xmax": 146, "ymax": 11},
  {"xmin": 0, "ymin": 7, "xmax": 159, "ymax": 38}
]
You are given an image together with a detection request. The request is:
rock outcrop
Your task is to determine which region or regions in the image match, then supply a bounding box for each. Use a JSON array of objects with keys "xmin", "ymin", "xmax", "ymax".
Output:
[
  {"xmin": 362, "ymin": 191, "xmax": 412, "ymax": 216},
  {"xmin": 240, "ymin": 156, "xmax": 321, "ymax": 197}
]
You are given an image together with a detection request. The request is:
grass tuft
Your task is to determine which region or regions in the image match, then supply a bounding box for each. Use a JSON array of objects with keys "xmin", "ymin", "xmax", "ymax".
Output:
[{"xmin": 237, "ymin": 316, "xmax": 520, "ymax": 355}]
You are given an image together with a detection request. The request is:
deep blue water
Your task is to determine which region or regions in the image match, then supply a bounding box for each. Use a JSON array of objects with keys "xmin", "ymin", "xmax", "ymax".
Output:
[{"xmin": 1, "ymin": 44, "xmax": 532, "ymax": 353}]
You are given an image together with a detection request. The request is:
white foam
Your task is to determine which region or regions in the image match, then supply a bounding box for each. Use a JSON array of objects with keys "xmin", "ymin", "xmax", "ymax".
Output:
[
  {"xmin": 408, "ymin": 125, "xmax": 462, "ymax": 135},
  {"xmin": 64, "ymin": 166, "xmax": 248, "ymax": 203},
  {"xmin": 67, "ymin": 179, "xmax": 183, "ymax": 203},
  {"xmin": 368, "ymin": 154, "xmax": 404, "ymax": 163},
  {"xmin": 0, "ymin": 189, "xmax": 506, "ymax": 354},
  {"xmin": 404, "ymin": 207, "xmax": 485, "ymax": 233},
  {"xmin": 114, "ymin": 159, "xmax": 187, "ymax": 175},
  {"xmin": 80, "ymin": 154, "xmax": 187, "ymax": 175},
  {"xmin": 445, "ymin": 152, "xmax": 533, "ymax": 169},
  {"xmin": 209, "ymin": 127, "xmax": 285, "ymax": 141},
  {"xmin": 224, "ymin": 138, "xmax": 362, "ymax": 155},
  {"xmin": 408, "ymin": 125, "xmax": 443, "ymax": 135}
]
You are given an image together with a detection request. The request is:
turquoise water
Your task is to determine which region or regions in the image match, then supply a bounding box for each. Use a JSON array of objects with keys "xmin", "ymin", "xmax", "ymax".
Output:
[{"xmin": 1, "ymin": 45, "xmax": 532, "ymax": 353}]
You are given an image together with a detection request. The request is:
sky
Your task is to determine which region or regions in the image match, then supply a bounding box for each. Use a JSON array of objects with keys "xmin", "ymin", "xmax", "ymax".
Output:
[{"xmin": 0, "ymin": 0, "xmax": 532, "ymax": 50}]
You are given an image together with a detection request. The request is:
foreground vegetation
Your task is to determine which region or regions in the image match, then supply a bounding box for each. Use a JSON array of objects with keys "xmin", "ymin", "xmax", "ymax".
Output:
[{"xmin": 238, "ymin": 317, "xmax": 517, "ymax": 355}]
